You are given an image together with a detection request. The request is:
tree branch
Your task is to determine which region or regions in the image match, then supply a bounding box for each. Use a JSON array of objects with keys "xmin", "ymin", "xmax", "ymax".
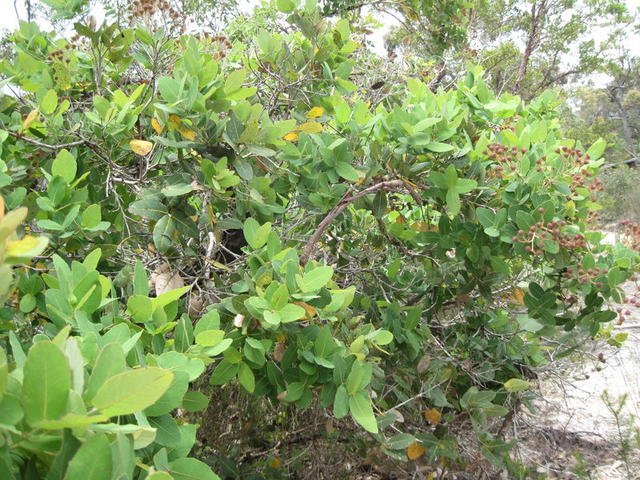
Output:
[
  {"xmin": 300, "ymin": 179, "xmax": 422, "ymax": 265},
  {"xmin": 7, "ymin": 131, "xmax": 86, "ymax": 150}
]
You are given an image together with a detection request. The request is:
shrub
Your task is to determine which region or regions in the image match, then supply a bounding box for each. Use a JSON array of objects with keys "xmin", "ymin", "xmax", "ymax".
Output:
[{"xmin": 0, "ymin": 2, "xmax": 637, "ymax": 478}]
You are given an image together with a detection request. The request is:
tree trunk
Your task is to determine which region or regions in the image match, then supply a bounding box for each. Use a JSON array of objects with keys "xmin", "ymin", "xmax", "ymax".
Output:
[
  {"xmin": 515, "ymin": 0, "xmax": 547, "ymax": 93},
  {"xmin": 609, "ymin": 86, "xmax": 635, "ymax": 150}
]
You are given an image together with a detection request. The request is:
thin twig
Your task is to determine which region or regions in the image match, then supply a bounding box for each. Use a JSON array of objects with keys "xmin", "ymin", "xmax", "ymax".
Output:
[{"xmin": 8, "ymin": 131, "xmax": 86, "ymax": 150}]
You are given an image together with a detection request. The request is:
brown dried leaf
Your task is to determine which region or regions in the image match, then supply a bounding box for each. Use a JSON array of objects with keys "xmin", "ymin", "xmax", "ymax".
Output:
[
  {"xmin": 417, "ymin": 354, "xmax": 430, "ymax": 374},
  {"xmin": 407, "ymin": 442, "xmax": 426, "ymax": 460},
  {"xmin": 273, "ymin": 341, "xmax": 286, "ymax": 362},
  {"xmin": 233, "ymin": 314, "xmax": 245, "ymax": 328},
  {"xmin": 187, "ymin": 294, "xmax": 204, "ymax": 317},
  {"xmin": 154, "ymin": 270, "xmax": 185, "ymax": 295},
  {"xmin": 510, "ymin": 288, "xmax": 525, "ymax": 305},
  {"xmin": 424, "ymin": 408, "xmax": 441, "ymax": 425}
]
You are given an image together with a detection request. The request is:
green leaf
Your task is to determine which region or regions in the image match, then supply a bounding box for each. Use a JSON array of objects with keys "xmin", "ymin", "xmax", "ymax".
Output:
[
  {"xmin": 182, "ymin": 391, "xmax": 209, "ymax": 412},
  {"xmin": 346, "ymin": 361, "xmax": 372, "ymax": 395},
  {"xmin": 19, "ymin": 293, "xmax": 36, "ymax": 313},
  {"xmin": 335, "ymin": 162, "xmax": 359, "ymax": 182},
  {"xmin": 270, "ymin": 283, "xmax": 289, "ymax": 310},
  {"xmin": 153, "ymin": 215, "xmax": 175, "ymax": 254},
  {"xmin": 38, "ymin": 413, "xmax": 109, "ymax": 429},
  {"xmin": 446, "ymin": 189, "xmax": 461, "ymax": 216},
  {"xmin": 284, "ymin": 382, "xmax": 305, "ymax": 402},
  {"xmin": 503, "ymin": 378, "xmax": 531, "ymax": 393},
  {"xmin": 169, "ymin": 458, "xmax": 219, "ymax": 480},
  {"xmin": 158, "ymin": 77, "xmax": 181, "ymax": 103},
  {"xmin": 81, "ymin": 204, "xmax": 102, "ymax": 229},
  {"xmin": 279, "ymin": 303, "xmax": 306, "ymax": 323},
  {"xmin": 64, "ymin": 433, "xmax": 113, "ymax": 480},
  {"xmin": 154, "ymin": 285, "xmax": 190, "ymax": 309},
  {"xmin": 195, "ymin": 329, "xmax": 225, "ymax": 347},
  {"xmin": 237, "ymin": 363, "xmax": 255, "ymax": 393},
  {"xmin": 41, "ymin": 89, "xmax": 58, "ymax": 115},
  {"xmin": 243, "ymin": 218, "xmax": 271, "ymax": 250},
  {"xmin": 127, "ymin": 295, "xmax": 154, "ymax": 323},
  {"xmin": 149, "ymin": 415, "xmax": 181, "ymax": 447},
  {"xmin": 209, "ymin": 360, "xmax": 239, "ymax": 385},
  {"xmin": 276, "ymin": 0, "xmax": 296, "ymax": 13},
  {"xmin": 47, "ymin": 429, "xmax": 80, "ymax": 480},
  {"xmin": 414, "ymin": 117, "xmax": 440, "ymax": 131},
  {"xmin": 52, "ymin": 149, "xmax": 77, "ymax": 184},
  {"xmin": 426, "ymin": 142, "xmax": 454, "ymax": 153},
  {"xmin": 23, "ymin": 341, "xmax": 70, "ymax": 426},
  {"xmin": 444, "ymin": 164, "xmax": 458, "ymax": 188},
  {"xmin": 85, "ymin": 343, "xmax": 127, "ymax": 402},
  {"xmin": 385, "ymin": 433, "xmax": 415, "ymax": 450},
  {"xmin": 455, "ymin": 178, "xmax": 477, "ymax": 194},
  {"xmin": 298, "ymin": 266, "xmax": 333, "ymax": 292},
  {"xmin": 476, "ymin": 207, "xmax": 495, "ymax": 228},
  {"xmin": 370, "ymin": 329, "xmax": 393, "ymax": 346},
  {"xmin": 92, "ymin": 367, "xmax": 174, "ymax": 417},
  {"xmin": 225, "ymin": 69, "xmax": 247, "ymax": 93},
  {"xmin": 0, "ymin": 348, "xmax": 7, "ymax": 402},
  {"xmin": 146, "ymin": 472, "xmax": 173, "ymax": 480},
  {"xmin": 586, "ymin": 138, "xmax": 606, "ymax": 160},
  {"xmin": 333, "ymin": 384, "xmax": 349, "ymax": 418},
  {"xmin": 161, "ymin": 183, "xmax": 194, "ymax": 197},
  {"xmin": 349, "ymin": 391, "xmax": 378, "ymax": 433}
]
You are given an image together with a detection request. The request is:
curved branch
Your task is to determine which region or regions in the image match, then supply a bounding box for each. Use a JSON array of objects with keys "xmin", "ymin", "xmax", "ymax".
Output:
[{"xmin": 300, "ymin": 179, "xmax": 422, "ymax": 265}]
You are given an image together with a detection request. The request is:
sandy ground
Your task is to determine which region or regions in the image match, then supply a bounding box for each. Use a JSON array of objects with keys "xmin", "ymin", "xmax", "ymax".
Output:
[{"xmin": 515, "ymin": 275, "xmax": 640, "ymax": 479}]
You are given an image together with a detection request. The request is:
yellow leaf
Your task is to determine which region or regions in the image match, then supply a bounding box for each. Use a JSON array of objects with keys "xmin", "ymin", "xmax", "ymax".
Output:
[
  {"xmin": 395, "ymin": 214, "xmax": 406, "ymax": 225},
  {"xmin": 178, "ymin": 125, "xmax": 196, "ymax": 140},
  {"xmin": 6, "ymin": 235, "xmax": 48, "ymax": 258},
  {"xmin": 294, "ymin": 301, "xmax": 317, "ymax": 319},
  {"xmin": 411, "ymin": 222, "xmax": 430, "ymax": 232},
  {"xmin": 268, "ymin": 458, "xmax": 282, "ymax": 469},
  {"xmin": 298, "ymin": 121, "xmax": 323, "ymax": 134},
  {"xmin": 407, "ymin": 442, "xmax": 426, "ymax": 460},
  {"xmin": 168, "ymin": 114, "xmax": 182, "ymax": 126},
  {"xmin": 130, "ymin": 139, "xmax": 154, "ymax": 156},
  {"xmin": 424, "ymin": 408, "xmax": 441, "ymax": 425},
  {"xmin": 204, "ymin": 259, "xmax": 232, "ymax": 272},
  {"xmin": 22, "ymin": 108, "xmax": 39, "ymax": 131},
  {"xmin": 283, "ymin": 131, "xmax": 299, "ymax": 142},
  {"xmin": 276, "ymin": 333, "xmax": 286, "ymax": 343},
  {"xmin": 510, "ymin": 288, "xmax": 525, "ymax": 305},
  {"xmin": 151, "ymin": 117, "xmax": 164, "ymax": 133},
  {"xmin": 305, "ymin": 106, "xmax": 324, "ymax": 118}
]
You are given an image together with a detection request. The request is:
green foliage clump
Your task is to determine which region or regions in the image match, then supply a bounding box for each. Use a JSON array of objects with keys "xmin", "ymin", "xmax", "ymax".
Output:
[{"xmin": 0, "ymin": 1, "xmax": 637, "ymax": 478}]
